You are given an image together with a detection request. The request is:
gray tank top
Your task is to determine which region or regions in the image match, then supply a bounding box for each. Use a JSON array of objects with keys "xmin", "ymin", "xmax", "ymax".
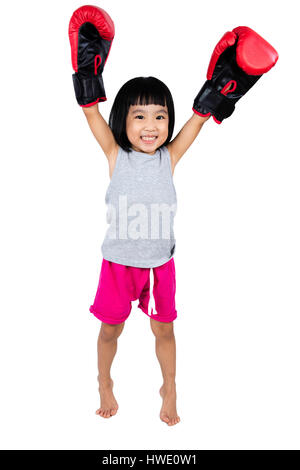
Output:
[{"xmin": 101, "ymin": 145, "xmax": 177, "ymax": 268}]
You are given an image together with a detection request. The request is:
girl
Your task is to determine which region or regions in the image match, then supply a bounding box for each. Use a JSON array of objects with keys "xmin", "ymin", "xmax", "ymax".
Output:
[
  {"xmin": 83, "ymin": 76, "xmax": 210, "ymax": 426},
  {"xmin": 69, "ymin": 5, "xmax": 277, "ymax": 427}
]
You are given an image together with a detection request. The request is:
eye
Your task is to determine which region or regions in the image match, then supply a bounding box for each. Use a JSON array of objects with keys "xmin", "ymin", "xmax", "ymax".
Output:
[{"xmin": 134, "ymin": 114, "xmax": 166, "ymax": 120}]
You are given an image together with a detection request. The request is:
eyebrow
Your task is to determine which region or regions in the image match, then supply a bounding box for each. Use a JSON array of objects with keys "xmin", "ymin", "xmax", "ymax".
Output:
[{"xmin": 131, "ymin": 108, "xmax": 168, "ymax": 115}]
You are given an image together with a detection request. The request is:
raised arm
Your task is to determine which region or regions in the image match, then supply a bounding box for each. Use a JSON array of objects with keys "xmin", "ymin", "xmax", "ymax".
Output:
[
  {"xmin": 68, "ymin": 5, "xmax": 117, "ymax": 162},
  {"xmin": 82, "ymin": 104, "xmax": 118, "ymax": 161},
  {"xmin": 167, "ymin": 113, "xmax": 210, "ymax": 170}
]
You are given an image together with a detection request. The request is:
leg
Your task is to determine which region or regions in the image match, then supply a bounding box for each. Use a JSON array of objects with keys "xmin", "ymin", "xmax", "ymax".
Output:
[
  {"xmin": 96, "ymin": 321, "xmax": 125, "ymax": 418},
  {"xmin": 150, "ymin": 318, "xmax": 180, "ymax": 426}
]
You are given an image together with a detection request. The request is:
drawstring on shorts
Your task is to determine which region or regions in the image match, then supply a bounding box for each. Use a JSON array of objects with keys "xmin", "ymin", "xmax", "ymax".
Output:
[{"xmin": 148, "ymin": 268, "xmax": 157, "ymax": 316}]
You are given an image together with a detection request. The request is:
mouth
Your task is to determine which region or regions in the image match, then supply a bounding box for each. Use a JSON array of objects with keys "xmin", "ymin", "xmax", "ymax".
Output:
[{"xmin": 140, "ymin": 136, "xmax": 158, "ymax": 143}]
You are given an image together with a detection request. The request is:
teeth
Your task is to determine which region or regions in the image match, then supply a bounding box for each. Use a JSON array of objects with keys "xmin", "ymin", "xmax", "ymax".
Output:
[{"xmin": 141, "ymin": 136, "xmax": 157, "ymax": 141}]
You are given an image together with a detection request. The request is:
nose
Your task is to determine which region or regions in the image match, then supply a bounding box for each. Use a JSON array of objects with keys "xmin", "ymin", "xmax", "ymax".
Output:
[{"xmin": 144, "ymin": 120, "xmax": 157, "ymax": 131}]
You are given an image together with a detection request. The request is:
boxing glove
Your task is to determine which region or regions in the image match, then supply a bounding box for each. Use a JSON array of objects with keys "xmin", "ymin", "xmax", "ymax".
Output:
[
  {"xmin": 193, "ymin": 26, "xmax": 278, "ymax": 123},
  {"xmin": 68, "ymin": 5, "xmax": 115, "ymax": 107}
]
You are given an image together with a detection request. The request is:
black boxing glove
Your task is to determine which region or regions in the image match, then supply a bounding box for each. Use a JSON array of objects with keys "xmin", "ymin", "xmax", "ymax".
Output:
[
  {"xmin": 193, "ymin": 26, "xmax": 278, "ymax": 123},
  {"xmin": 68, "ymin": 5, "xmax": 115, "ymax": 106}
]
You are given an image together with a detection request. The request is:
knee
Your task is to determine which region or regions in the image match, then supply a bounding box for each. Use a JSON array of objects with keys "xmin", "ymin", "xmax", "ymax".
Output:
[
  {"xmin": 150, "ymin": 319, "xmax": 174, "ymax": 339},
  {"xmin": 99, "ymin": 321, "xmax": 125, "ymax": 342}
]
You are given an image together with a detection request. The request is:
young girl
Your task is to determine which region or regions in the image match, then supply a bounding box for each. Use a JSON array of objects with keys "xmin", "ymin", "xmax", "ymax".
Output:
[
  {"xmin": 83, "ymin": 76, "xmax": 210, "ymax": 426},
  {"xmin": 70, "ymin": 5, "xmax": 278, "ymax": 426}
]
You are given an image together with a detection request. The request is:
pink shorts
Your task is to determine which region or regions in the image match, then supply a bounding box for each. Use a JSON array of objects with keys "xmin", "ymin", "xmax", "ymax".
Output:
[{"xmin": 89, "ymin": 257, "xmax": 177, "ymax": 324}]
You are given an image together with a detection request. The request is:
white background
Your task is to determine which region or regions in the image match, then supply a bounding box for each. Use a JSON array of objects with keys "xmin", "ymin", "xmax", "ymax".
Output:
[{"xmin": 0, "ymin": 0, "xmax": 299, "ymax": 450}]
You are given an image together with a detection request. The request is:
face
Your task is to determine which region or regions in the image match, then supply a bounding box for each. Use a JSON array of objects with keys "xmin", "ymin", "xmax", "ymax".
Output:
[{"xmin": 126, "ymin": 103, "xmax": 169, "ymax": 155}]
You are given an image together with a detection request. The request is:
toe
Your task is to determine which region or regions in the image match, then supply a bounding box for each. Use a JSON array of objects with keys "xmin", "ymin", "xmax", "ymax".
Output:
[
  {"xmin": 168, "ymin": 417, "xmax": 179, "ymax": 426},
  {"xmin": 160, "ymin": 412, "xmax": 170, "ymax": 424}
]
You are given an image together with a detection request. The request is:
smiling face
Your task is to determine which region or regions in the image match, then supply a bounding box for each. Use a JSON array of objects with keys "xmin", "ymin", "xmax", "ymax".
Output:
[{"xmin": 126, "ymin": 103, "xmax": 169, "ymax": 155}]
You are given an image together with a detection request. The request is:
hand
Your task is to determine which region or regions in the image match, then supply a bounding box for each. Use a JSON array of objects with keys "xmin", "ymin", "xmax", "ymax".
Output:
[
  {"xmin": 192, "ymin": 26, "xmax": 278, "ymax": 124},
  {"xmin": 68, "ymin": 5, "xmax": 115, "ymax": 107}
]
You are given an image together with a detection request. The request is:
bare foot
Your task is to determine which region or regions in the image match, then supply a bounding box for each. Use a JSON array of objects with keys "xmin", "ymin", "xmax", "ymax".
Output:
[
  {"xmin": 159, "ymin": 383, "xmax": 180, "ymax": 426},
  {"xmin": 95, "ymin": 378, "xmax": 119, "ymax": 418}
]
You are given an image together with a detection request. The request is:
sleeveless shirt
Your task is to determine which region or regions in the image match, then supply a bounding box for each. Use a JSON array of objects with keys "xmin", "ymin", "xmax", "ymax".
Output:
[{"xmin": 101, "ymin": 145, "xmax": 177, "ymax": 268}]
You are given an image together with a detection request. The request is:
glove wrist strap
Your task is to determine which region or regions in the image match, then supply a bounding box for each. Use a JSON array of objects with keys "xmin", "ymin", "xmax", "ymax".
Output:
[
  {"xmin": 72, "ymin": 73, "xmax": 107, "ymax": 107},
  {"xmin": 193, "ymin": 81, "xmax": 235, "ymax": 120}
]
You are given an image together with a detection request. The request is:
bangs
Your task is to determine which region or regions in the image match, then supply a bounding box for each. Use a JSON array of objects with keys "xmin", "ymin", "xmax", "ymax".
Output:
[
  {"xmin": 125, "ymin": 77, "xmax": 168, "ymax": 109},
  {"xmin": 129, "ymin": 89, "xmax": 167, "ymax": 108}
]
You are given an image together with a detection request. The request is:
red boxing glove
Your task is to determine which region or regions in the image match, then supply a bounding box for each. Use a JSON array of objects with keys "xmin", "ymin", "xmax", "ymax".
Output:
[
  {"xmin": 193, "ymin": 26, "xmax": 279, "ymax": 123},
  {"xmin": 68, "ymin": 5, "xmax": 115, "ymax": 107}
]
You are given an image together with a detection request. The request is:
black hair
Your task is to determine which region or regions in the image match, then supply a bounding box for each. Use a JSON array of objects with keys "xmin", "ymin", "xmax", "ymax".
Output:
[{"xmin": 108, "ymin": 76, "xmax": 175, "ymax": 153}]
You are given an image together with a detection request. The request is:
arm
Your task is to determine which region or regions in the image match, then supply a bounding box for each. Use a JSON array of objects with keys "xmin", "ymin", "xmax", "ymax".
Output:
[
  {"xmin": 82, "ymin": 104, "xmax": 118, "ymax": 160},
  {"xmin": 167, "ymin": 113, "xmax": 210, "ymax": 169}
]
